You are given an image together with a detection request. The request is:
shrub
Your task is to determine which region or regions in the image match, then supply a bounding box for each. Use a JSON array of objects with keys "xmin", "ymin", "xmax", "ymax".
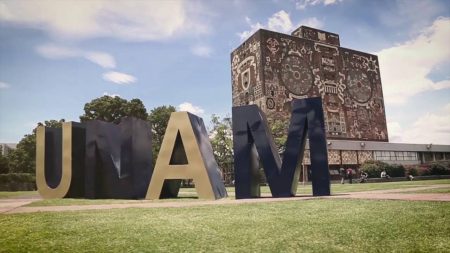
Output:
[
  {"xmin": 361, "ymin": 161, "xmax": 406, "ymax": 178},
  {"xmin": 429, "ymin": 162, "xmax": 450, "ymax": 175},
  {"xmin": 417, "ymin": 166, "xmax": 432, "ymax": 176},
  {"xmin": 386, "ymin": 164, "xmax": 405, "ymax": 177},
  {"xmin": 0, "ymin": 173, "xmax": 35, "ymax": 184},
  {"xmin": 360, "ymin": 160, "xmax": 387, "ymax": 178},
  {"xmin": 0, "ymin": 173, "xmax": 36, "ymax": 191},
  {"xmin": 405, "ymin": 166, "xmax": 418, "ymax": 176}
]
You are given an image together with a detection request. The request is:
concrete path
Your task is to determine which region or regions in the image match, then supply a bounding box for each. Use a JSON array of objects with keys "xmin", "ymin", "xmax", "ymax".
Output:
[{"xmin": 1, "ymin": 185, "xmax": 449, "ymax": 215}]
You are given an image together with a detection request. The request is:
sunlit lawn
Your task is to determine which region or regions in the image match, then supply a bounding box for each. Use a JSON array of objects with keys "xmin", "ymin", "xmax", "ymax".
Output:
[
  {"xmin": 1, "ymin": 199, "xmax": 449, "ymax": 252},
  {"xmin": 397, "ymin": 186, "xmax": 450, "ymax": 194},
  {"xmin": 2, "ymin": 180, "xmax": 450, "ymax": 252},
  {"xmin": 0, "ymin": 191, "xmax": 39, "ymax": 199},
  {"xmin": 0, "ymin": 179, "xmax": 445, "ymax": 207}
]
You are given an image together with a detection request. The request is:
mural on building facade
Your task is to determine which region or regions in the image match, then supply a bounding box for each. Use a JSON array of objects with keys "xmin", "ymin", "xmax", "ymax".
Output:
[{"xmin": 231, "ymin": 26, "xmax": 388, "ymax": 142}]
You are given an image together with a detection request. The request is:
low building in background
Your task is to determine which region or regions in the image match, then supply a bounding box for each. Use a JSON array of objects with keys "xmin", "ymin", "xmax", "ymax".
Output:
[{"xmin": 302, "ymin": 140, "xmax": 450, "ymax": 178}]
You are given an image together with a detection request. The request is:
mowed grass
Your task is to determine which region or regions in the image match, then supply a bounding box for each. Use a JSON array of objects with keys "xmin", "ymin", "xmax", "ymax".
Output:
[
  {"xmin": 25, "ymin": 196, "xmax": 200, "ymax": 207},
  {"xmin": 1, "ymin": 199, "xmax": 449, "ymax": 252},
  {"xmin": 0, "ymin": 191, "xmax": 39, "ymax": 199},
  {"xmin": 5, "ymin": 179, "xmax": 450, "ymax": 207},
  {"xmin": 322, "ymin": 178, "xmax": 450, "ymax": 194},
  {"xmin": 399, "ymin": 187, "xmax": 450, "ymax": 194},
  {"xmin": 175, "ymin": 179, "xmax": 450, "ymax": 195}
]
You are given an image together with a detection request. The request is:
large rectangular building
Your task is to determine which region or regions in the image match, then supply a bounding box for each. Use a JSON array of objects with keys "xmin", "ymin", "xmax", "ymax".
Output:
[
  {"xmin": 232, "ymin": 26, "xmax": 388, "ymax": 142},
  {"xmin": 231, "ymin": 26, "xmax": 450, "ymax": 173}
]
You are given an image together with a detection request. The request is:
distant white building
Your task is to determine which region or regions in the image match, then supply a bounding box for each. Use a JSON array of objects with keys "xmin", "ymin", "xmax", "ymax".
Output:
[{"xmin": 0, "ymin": 143, "xmax": 17, "ymax": 156}]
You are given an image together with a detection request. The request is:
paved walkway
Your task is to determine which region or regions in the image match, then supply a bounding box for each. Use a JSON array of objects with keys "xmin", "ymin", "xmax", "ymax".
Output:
[{"xmin": 1, "ymin": 185, "xmax": 449, "ymax": 215}]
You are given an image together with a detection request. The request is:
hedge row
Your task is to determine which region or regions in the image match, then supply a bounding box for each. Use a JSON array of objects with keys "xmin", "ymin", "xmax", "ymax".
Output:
[
  {"xmin": 0, "ymin": 173, "xmax": 36, "ymax": 191},
  {"xmin": 0, "ymin": 173, "xmax": 35, "ymax": 184},
  {"xmin": 361, "ymin": 161, "xmax": 450, "ymax": 178}
]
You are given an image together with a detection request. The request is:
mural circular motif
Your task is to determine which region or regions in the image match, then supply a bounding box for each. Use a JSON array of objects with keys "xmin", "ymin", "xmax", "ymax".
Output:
[
  {"xmin": 347, "ymin": 69, "xmax": 373, "ymax": 103},
  {"xmin": 281, "ymin": 55, "xmax": 313, "ymax": 96},
  {"xmin": 266, "ymin": 98, "xmax": 275, "ymax": 109}
]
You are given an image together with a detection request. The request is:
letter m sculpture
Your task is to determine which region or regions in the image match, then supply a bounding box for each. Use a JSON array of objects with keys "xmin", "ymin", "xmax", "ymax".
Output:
[{"xmin": 232, "ymin": 97, "xmax": 330, "ymax": 199}]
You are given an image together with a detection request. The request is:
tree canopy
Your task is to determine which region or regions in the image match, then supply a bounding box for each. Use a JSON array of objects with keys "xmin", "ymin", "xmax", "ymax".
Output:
[
  {"xmin": 148, "ymin": 105, "xmax": 176, "ymax": 164},
  {"xmin": 5, "ymin": 99, "xmax": 177, "ymax": 174},
  {"xmin": 267, "ymin": 117, "xmax": 290, "ymax": 154},
  {"xmin": 209, "ymin": 115, "xmax": 233, "ymax": 183},
  {"xmin": 7, "ymin": 119, "xmax": 65, "ymax": 174},
  {"xmin": 80, "ymin": 96, "xmax": 148, "ymax": 123}
]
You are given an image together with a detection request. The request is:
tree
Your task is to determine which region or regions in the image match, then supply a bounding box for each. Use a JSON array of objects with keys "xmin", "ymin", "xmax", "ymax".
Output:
[
  {"xmin": 209, "ymin": 115, "xmax": 233, "ymax": 184},
  {"xmin": 80, "ymin": 96, "xmax": 148, "ymax": 123},
  {"xmin": 7, "ymin": 119, "xmax": 65, "ymax": 174},
  {"xmin": 267, "ymin": 117, "xmax": 290, "ymax": 154},
  {"xmin": 39, "ymin": 119, "xmax": 66, "ymax": 128},
  {"xmin": 148, "ymin": 105, "xmax": 176, "ymax": 164}
]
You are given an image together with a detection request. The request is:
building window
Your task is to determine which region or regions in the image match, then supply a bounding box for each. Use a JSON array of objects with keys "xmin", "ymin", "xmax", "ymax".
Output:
[
  {"xmin": 423, "ymin": 152, "xmax": 433, "ymax": 162},
  {"xmin": 435, "ymin": 153, "xmax": 444, "ymax": 161}
]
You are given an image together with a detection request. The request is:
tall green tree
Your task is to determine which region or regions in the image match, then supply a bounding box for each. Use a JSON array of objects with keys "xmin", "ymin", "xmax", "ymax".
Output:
[
  {"xmin": 268, "ymin": 117, "xmax": 290, "ymax": 154},
  {"xmin": 80, "ymin": 96, "xmax": 148, "ymax": 123},
  {"xmin": 7, "ymin": 119, "xmax": 65, "ymax": 174},
  {"xmin": 148, "ymin": 105, "xmax": 176, "ymax": 164},
  {"xmin": 209, "ymin": 115, "xmax": 233, "ymax": 183}
]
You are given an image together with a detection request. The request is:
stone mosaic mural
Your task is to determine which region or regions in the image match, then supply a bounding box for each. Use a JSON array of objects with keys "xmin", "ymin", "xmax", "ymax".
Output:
[
  {"xmin": 232, "ymin": 26, "xmax": 388, "ymax": 142},
  {"xmin": 358, "ymin": 150, "xmax": 373, "ymax": 164}
]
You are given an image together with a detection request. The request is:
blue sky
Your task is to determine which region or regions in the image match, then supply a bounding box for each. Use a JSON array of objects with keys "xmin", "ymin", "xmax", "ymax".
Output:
[{"xmin": 0, "ymin": 0, "xmax": 449, "ymax": 144}]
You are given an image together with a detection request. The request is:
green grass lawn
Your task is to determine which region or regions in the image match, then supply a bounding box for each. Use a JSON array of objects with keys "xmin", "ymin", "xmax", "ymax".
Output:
[
  {"xmin": 1, "ymin": 199, "xmax": 449, "ymax": 252},
  {"xmin": 323, "ymin": 179, "xmax": 450, "ymax": 194},
  {"xmin": 398, "ymin": 187, "xmax": 450, "ymax": 194},
  {"xmin": 0, "ymin": 191, "xmax": 38, "ymax": 199},
  {"xmin": 2, "ymin": 179, "xmax": 449, "ymax": 207},
  {"xmin": 25, "ymin": 196, "xmax": 200, "ymax": 207},
  {"xmin": 181, "ymin": 179, "xmax": 450, "ymax": 195}
]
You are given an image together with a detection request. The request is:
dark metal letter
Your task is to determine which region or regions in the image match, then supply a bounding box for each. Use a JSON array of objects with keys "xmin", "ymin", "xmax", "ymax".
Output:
[
  {"xmin": 84, "ymin": 117, "xmax": 152, "ymax": 199},
  {"xmin": 232, "ymin": 97, "xmax": 330, "ymax": 199}
]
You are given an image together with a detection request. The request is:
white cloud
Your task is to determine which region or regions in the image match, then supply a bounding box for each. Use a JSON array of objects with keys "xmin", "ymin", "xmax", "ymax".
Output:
[
  {"xmin": 0, "ymin": 81, "xmax": 11, "ymax": 89},
  {"xmin": 35, "ymin": 44, "xmax": 78, "ymax": 58},
  {"xmin": 36, "ymin": 44, "xmax": 115, "ymax": 69},
  {"xmin": 267, "ymin": 10, "xmax": 293, "ymax": 33},
  {"xmin": 102, "ymin": 92, "xmax": 120, "ymax": 98},
  {"xmin": 36, "ymin": 44, "xmax": 134, "ymax": 85},
  {"xmin": 178, "ymin": 102, "xmax": 205, "ymax": 115},
  {"xmin": 387, "ymin": 104, "xmax": 450, "ymax": 145},
  {"xmin": 0, "ymin": 0, "xmax": 209, "ymax": 41},
  {"xmin": 377, "ymin": 17, "xmax": 450, "ymax": 105},
  {"xmin": 191, "ymin": 44, "xmax": 212, "ymax": 57},
  {"xmin": 84, "ymin": 52, "xmax": 116, "ymax": 69},
  {"xmin": 238, "ymin": 11, "xmax": 324, "ymax": 41},
  {"xmin": 299, "ymin": 17, "xmax": 324, "ymax": 29},
  {"xmin": 238, "ymin": 11, "xmax": 295, "ymax": 41},
  {"xmin": 238, "ymin": 17, "xmax": 264, "ymax": 41},
  {"xmin": 386, "ymin": 121, "xmax": 403, "ymax": 143},
  {"xmin": 296, "ymin": 0, "xmax": 343, "ymax": 10},
  {"xmin": 102, "ymin": 71, "xmax": 136, "ymax": 85}
]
